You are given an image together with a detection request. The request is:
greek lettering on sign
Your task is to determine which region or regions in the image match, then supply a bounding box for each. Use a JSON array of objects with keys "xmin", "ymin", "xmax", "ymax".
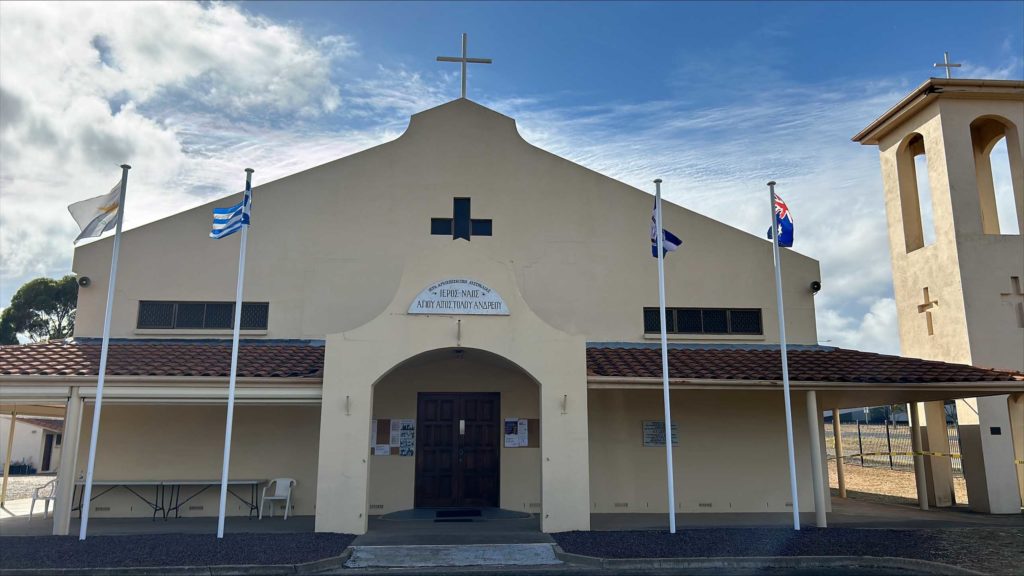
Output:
[{"xmin": 408, "ymin": 278, "xmax": 510, "ymax": 316}]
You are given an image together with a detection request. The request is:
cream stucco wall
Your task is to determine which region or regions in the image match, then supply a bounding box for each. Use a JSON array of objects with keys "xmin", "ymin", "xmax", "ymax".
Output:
[
  {"xmin": 368, "ymin": 353, "xmax": 541, "ymax": 514},
  {"xmin": 74, "ymin": 404, "xmax": 320, "ymax": 518},
  {"xmin": 877, "ymin": 95, "xmax": 1023, "ymax": 371},
  {"xmin": 868, "ymin": 82, "xmax": 1024, "ymax": 513},
  {"xmin": 588, "ymin": 389, "xmax": 828, "ymax": 514},
  {"xmin": 71, "ymin": 99, "xmax": 820, "ymax": 347},
  {"xmin": 0, "ymin": 416, "xmax": 58, "ymax": 472},
  {"xmin": 315, "ymin": 241, "xmax": 589, "ymax": 535},
  {"xmin": 63, "ymin": 98, "xmax": 829, "ymax": 531}
]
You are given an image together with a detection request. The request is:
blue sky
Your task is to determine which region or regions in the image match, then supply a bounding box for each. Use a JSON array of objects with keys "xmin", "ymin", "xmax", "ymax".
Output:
[{"xmin": 1, "ymin": 1, "xmax": 1021, "ymax": 352}]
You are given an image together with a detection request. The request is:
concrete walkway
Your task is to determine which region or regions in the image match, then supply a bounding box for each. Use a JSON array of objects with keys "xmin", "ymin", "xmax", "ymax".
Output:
[
  {"xmin": 355, "ymin": 513, "xmax": 551, "ymax": 546},
  {"xmin": 345, "ymin": 543, "xmax": 562, "ymax": 568},
  {"xmin": 0, "ymin": 497, "xmax": 39, "ymax": 520}
]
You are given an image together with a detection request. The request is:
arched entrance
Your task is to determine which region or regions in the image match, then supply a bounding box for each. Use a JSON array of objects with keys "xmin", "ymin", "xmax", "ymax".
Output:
[{"xmin": 367, "ymin": 348, "xmax": 541, "ymax": 516}]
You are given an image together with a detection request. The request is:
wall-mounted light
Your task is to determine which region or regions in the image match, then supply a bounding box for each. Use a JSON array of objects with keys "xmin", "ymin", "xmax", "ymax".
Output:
[
  {"xmin": 78, "ymin": 276, "xmax": 91, "ymax": 288},
  {"xmin": 561, "ymin": 394, "xmax": 568, "ymax": 415},
  {"xmin": 345, "ymin": 395, "xmax": 351, "ymax": 416},
  {"xmin": 810, "ymin": 280, "xmax": 821, "ymax": 295}
]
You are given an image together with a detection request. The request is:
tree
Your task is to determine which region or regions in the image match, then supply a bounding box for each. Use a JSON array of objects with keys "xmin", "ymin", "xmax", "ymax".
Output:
[{"xmin": 0, "ymin": 275, "xmax": 79, "ymax": 344}]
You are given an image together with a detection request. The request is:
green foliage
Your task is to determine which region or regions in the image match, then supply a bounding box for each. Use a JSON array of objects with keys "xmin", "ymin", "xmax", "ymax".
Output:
[{"xmin": 0, "ymin": 275, "xmax": 79, "ymax": 344}]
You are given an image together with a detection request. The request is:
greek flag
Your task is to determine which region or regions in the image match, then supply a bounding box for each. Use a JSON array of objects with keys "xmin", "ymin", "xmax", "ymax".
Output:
[
  {"xmin": 651, "ymin": 200, "xmax": 682, "ymax": 257},
  {"xmin": 210, "ymin": 183, "xmax": 252, "ymax": 239}
]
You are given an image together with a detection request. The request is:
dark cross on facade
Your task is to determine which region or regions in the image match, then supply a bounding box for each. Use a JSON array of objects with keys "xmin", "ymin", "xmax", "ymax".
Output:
[
  {"xmin": 917, "ymin": 287, "xmax": 939, "ymax": 336},
  {"xmin": 431, "ymin": 198, "xmax": 492, "ymax": 241},
  {"xmin": 933, "ymin": 51, "xmax": 962, "ymax": 79},
  {"xmin": 436, "ymin": 33, "xmax": 492, "ymax": 99},
  {"xmin": 1000, "ymin": 276, "xmax": 1024, "ymax": 328}
]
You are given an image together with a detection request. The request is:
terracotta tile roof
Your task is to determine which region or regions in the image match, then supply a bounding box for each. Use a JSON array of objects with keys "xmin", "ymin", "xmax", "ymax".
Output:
[
  {"xmin": 0, "ymin": 340, "xmax": 324, "ymax": 378},
  {"xmin": 0, "ymin": 340, "xmax": 1019, "ymax": 384},
  {"xmin": 15, "ymin": 417, "xmax": 64, "ymax": 432},
  {"xmin": 585, "ymin": 343, "xmax": 1023, "ymax": 383}
]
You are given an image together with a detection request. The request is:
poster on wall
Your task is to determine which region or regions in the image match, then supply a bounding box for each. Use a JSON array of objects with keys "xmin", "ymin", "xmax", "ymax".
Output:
[
  {"xmin": 504, "ymin": 418, "xmax": 529, "ymax": 447},
  {"xmin": 398, "ymin": 419, "xmax": 416, "ymax": 456},
  {"xmin": 642, "ymin": 421, "xmax": 679, "ymax": 447},
  {"xmin": 390, "ymin": 420, "xmax": 402, "ymax": 447}
]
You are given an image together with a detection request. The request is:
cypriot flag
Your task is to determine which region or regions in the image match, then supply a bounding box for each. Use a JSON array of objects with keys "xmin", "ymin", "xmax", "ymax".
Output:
[{"xmin": 68, "ymin": 182, "xmax": 122, "ymax": 242}]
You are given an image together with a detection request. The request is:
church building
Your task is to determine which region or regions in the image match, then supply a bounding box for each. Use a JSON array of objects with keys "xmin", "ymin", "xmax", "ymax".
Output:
[{"xmin": 1, "ymin": 74, "xmax": 1021, "ymax": 537}]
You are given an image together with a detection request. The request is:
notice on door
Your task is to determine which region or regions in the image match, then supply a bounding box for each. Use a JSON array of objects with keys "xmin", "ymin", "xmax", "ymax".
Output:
[
  {"xmin": 642, "ymin": 420, "xmax": 679, "ymax": 447},
  {"xmin": 504, "ymin": 418, "xmax": 528, "ymax": 447}
]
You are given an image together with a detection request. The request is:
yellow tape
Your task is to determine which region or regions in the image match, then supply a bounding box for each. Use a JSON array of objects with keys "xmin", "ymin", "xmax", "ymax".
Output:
[{"xmin": 836, "ymin": 451, "xmax": 961, "ymax": 459}]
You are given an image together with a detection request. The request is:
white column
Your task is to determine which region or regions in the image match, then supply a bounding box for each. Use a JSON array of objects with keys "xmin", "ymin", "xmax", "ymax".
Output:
[
  {"xmin": 956, "ymin": 396, "xmax": 1021, "ymax": 513},
  {"xmin": 909, "ymin": 402, "xmax": 929, "ymax": 511},
  {"xmin": 53, "ymin": 388, "xmax": 83, "ymax": 535},
  {"xmin": 832, "ymin": 408, "xmax": 846, "ymax": 498},
  {"xmin": 806, "ymin": 391, "xmax": 827, "ymax": 527},
  {"xmin": 919, "ymin": 401, "xmax": 955, "ymax": 507},
  {"xmin": 1009, "ymin": 393, "xmax": 1024, "ymax": 507},
  {"xmin": 1, "ymin": 410, "xmax": 16, "ymax": 504}
]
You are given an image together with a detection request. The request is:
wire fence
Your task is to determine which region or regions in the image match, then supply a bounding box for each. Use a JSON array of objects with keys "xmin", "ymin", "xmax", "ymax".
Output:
[{"xmin": 824, "ymin": 421, "xmax": 963, "ymax": 478}]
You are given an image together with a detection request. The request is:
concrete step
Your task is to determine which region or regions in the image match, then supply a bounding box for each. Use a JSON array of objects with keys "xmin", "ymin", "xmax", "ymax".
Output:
[{"xmin": 344, "ymin": 543, "xmax": 562, "ymax": 568}]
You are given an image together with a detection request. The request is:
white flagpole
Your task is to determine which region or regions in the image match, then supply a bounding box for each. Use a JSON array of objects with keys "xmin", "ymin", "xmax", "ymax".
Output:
[
  {"xmin": 768, "ymin": 180, "xmax": 800, "ymax": 531},
  {"xmin": 654, "ymin": 178, "xmax": 677, "ymax": 534},
  {"xmin": 79, "ymin": 164, "xmax": 130, "ymax": 540},
  {"xmin": 216, "ymin": 168, "xmax": 253, "ymax": 539}
]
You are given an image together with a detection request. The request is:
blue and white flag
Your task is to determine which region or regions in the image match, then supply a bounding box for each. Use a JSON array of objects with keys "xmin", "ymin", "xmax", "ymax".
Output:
[
  {"xmin": 651, "ymin": 200, "xmax": 682, "ymax": 257},
  {"xmin": 766, "ymin": 192, "xmax": 794, "ymax": 248},
  {"xmin": 210, "ymin": 183, "xmax": 252, "ymax": 239}
]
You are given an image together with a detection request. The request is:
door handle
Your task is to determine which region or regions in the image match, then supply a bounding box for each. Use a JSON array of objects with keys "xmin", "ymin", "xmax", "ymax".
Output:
[{"xmin": 459, "ymin": 419, "xmax": 465, "ymax": 436}]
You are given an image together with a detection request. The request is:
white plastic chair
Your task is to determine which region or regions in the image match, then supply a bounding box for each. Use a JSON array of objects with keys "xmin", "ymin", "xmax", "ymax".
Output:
[
  {"xmin": 259, "ymin": 478, "xmax": 295, "ymax": 519},
  {"xmin": 30, "ymin": 478, "xmax": 58, "ymax": 520}
]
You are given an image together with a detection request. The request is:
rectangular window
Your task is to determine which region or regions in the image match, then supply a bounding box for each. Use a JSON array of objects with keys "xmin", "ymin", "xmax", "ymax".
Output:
[
  {"xmin": 643, "ymin": 307, "xmax": 763, "ymax": 336},
  {"xmin": 137, "ymin": 301, "xmax": 269, "ymax": 330}
]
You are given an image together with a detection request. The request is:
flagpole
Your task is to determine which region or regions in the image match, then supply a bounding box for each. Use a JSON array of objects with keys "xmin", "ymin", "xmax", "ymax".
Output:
[
  {"xmin": 768, "ymin": 180, "xmax": 800, "ymax": 531},
  {"xmin": 216, "ymin": 168, "xmax": 253, "ymax": 539},
  {"xmin": 79, "ymin": 164, "xmax": 130, "ymax": 541},
  {"xmin": 654, "ymin": 179, "xmax": 677, "ymax": 534}
]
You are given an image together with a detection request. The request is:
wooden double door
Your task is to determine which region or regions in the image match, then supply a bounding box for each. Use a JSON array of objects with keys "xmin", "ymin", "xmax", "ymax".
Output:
[{"xmin": 415, "ymin": 393, "xmax": 500, "ymax": 508}]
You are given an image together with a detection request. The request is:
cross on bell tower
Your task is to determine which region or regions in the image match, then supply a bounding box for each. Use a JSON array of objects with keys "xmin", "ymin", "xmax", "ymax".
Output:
[
  {"xmin": 917, "ymin": 287, "xmax": 939, "ymax": 336},
  {"xmin": 1000, "ymin": 276, "xmax": 1024, "ymax": 328},
  {"xmin": 436, "ymin": 33, "xmax": 492, "ymax": 99}
]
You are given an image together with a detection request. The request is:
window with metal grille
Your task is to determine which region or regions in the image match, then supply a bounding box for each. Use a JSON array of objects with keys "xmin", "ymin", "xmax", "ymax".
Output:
[
  {"xmin": 643, "ymin": 307, "xmax": 762, "ymax": 336},
  {"xmin": 137, "ymin": 301, "xmax": 269, "ymax": 330}
]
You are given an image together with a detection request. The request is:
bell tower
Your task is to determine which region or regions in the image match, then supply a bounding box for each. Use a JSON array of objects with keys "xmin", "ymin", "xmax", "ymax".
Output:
[{"xmin": 854, "ymin": 77, "xmax": 1024, "ymax": 513}]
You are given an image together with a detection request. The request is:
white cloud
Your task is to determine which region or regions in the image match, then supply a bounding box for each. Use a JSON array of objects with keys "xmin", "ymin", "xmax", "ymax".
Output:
[
  {"xmin": 9, "ymin": 2, "xmax": 1010, "ymax": 357},
  {"xmin": 816, "ymin": 298, "xmax": 900, "ymax": 355},
  {"xmin": 0, "ymin": 1, "xmax": 353, "ymax": 287}
]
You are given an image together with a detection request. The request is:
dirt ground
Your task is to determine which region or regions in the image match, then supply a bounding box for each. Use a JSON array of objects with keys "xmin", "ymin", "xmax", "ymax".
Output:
[
  {"xmin": 0, "ymin": 474, "xmax": 56, "ymax": 501},
  {"xmin": 828, "ymin": 460, "xmax": 968, "ymax": 506}
]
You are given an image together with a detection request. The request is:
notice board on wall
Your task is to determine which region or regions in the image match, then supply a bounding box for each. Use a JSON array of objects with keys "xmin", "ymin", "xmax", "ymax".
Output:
[
  {"xmin": 642, "ymin": 420, "xmax": 679, "ymax": 447},
  {"xmin": 503, "ymin": 418, "xmax": 540, "ymax": 448},
  {"xmin": 370, "ymin": 418, "xmax": 416, "ymax": 456}
]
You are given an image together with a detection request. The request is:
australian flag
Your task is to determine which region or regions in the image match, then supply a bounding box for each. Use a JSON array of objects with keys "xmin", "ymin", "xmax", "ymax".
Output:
[
  {"xmin": 651, "ymin": 199, "xmax": 682, "ymax": 257},
  {"xmin": 767, "ymin": 192, "xmax": 794, "ymax": 248}
]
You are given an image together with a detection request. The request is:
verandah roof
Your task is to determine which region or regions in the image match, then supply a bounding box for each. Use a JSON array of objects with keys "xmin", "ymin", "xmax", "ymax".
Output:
[{"xmin": 0, "ymin": 340, "xmax": 1020, "ymax": 385}]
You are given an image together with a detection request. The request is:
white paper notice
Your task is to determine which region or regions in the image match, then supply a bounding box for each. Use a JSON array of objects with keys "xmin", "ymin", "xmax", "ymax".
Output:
[
  {"xmin": 398, "ymin": 419, "xmax": 416, "ymax": 457},
  {"xmin": 370, "ymin": 419, "xmax": 377, "ymax": 447},
  {"xmin": 389, "ymin": 420, "xmax": 402, "ymax": 447},
  {"xmin": 373, "ymin": 444, "xmax": 390, "ymax": 456},
  {"xmin": 517, "ymin": 418, "xmax": 529, "ymax": 447},
  {"xmin": 504, "ymin": 418, "xmax": 519, "ymax": 448}
]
